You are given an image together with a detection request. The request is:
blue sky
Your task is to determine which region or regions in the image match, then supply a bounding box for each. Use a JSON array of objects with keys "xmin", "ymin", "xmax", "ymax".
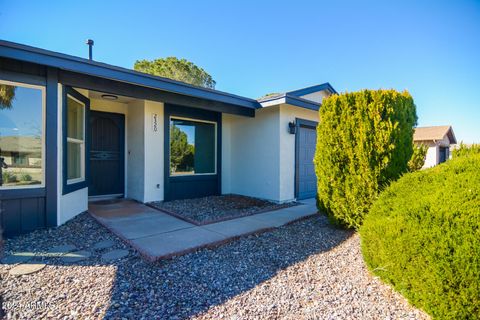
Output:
[
  {"xmin": 0, "ymin": 86, "xmax": 43, "ymax": 136},
  {"xmin": 1, "ymin": 0, "xmax": 479, "ymax": 143}
]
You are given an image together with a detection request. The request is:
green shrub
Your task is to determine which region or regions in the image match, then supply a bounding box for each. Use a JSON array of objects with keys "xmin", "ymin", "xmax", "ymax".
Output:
[
  {"xmin": 408, "ymin": 143, "xmax": 428, "ymax": 172},
  {"xmin": 314, "ymin": 89, "xmax": 417, "ymax": 228},
  {"xmin": 453, "ymin": 142, "xmax": 480, "ymax": 158},
  {"xmin": 360, "ymin": 154, "xmax": 480, "ymax": 319},
  {"xmin": 20, "ymin": 173, "xmax": 32, "ymax": 182},
  {"xmin": 2, "ymin": 171, "xmax": 17, "ymax": 183}
]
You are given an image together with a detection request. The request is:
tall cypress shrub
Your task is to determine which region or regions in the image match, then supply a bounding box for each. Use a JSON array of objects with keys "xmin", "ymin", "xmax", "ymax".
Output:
[{"xmin": 314, "ymin": 89, "xmax": 417, "ymax": 228}]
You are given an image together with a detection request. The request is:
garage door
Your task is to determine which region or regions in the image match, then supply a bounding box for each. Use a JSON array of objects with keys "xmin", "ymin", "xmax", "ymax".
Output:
[{"xmin": 296, "ymin": 122, "xmax": 318, "ymax": 199}]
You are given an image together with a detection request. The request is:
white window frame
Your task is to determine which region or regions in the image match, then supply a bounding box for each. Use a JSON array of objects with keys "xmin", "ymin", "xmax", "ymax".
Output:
[
  {"xmin": 66, "ymin": 94, "xmax": 86, "ymax": 185},
  {"xmin": 169, "ymin": 116, "xmax": 217, "ymax": 177},
  {"xmin": 0, "ymin": 79, "xmax": 46, "ymax": 190}
]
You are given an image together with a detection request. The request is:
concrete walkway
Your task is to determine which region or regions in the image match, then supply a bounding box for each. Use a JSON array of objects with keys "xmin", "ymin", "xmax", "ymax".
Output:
[{"xmin": 89, "ymin": 198, "xmax": 317, "ymax": 261}]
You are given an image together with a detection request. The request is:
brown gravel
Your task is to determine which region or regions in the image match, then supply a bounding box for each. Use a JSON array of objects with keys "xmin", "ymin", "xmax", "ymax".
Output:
[
  {"xmin": 0, "ymin": 212, "xmax": 429, "ymax": 319},
  {"xmin": 149, "ymin": 194, "xmax": 297, "ymax": 225}
]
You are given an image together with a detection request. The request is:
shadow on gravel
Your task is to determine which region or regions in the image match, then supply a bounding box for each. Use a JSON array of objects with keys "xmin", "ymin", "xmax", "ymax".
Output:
[{"xmin": 1, "ymin": 213, "xmax": 353, "ymax": 319}]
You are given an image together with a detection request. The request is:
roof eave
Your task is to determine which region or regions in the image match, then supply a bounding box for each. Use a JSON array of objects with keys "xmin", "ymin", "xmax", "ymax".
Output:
[
  {"xmin": 287, "ymin": 82, "xmax": 338, "ymax": 97},
  {"xmin": 259, "ymin": 94, "xmax": 320, "ymax": 111},
  {"xmin": 0, "ymin": 40, "xmax": 261, "ymax": 110}
]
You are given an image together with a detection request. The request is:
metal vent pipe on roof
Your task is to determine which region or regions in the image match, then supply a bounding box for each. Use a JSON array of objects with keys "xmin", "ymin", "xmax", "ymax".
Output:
[{"xmin": 86, "ymin": 39, "xmax": 94, "ymax": 60}]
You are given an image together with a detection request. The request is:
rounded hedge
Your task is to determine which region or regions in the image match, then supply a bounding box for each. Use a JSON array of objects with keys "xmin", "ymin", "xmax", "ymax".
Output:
[
  {"xmin": 360, "ymin": 154, "xmax": 480, "ymax": 319},
  {"xmin": 314, "ymin": 89, "xmax": 417, "ymax": 228}
]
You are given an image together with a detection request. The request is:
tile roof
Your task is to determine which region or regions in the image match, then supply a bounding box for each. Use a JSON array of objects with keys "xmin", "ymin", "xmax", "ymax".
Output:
[{"xmin": 414, "ymin": 126, "xmax": 457, "ymax": 144}]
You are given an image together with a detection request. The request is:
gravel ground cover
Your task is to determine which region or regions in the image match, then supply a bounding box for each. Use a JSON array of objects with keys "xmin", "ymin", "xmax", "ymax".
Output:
[
  {"xmin": 149, "ymin": 194, "xmax": 297, "ymax": 225},
  {"xmin": 1, "ymin": 212, "xmax": 428, "ymax": 319}
]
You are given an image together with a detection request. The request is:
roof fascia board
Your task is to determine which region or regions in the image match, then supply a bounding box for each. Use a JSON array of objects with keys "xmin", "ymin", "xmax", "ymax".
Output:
[
  {"xmin": 447, "ymin": 127, "xmax": 457, "ymax": 144},
  {"xmin": 58, "ymin": 70, "xmax": 255, "ymax": 117},
  {"xmin": 0, "ymin": 40, "xmax": 260, "ymax": 109},
  {"xmin": 259, "ymin": 94, "xmax": 320, "ymax": 111},
  {"xmin": 288, "ymin": 82, "xmax": 338, "ymax": 96}
]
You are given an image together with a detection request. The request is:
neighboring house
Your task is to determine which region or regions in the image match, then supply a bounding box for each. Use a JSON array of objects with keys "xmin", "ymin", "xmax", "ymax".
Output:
[
  {"xmin": 0, "ymin": 136, "xmax": 42, "ymax": 168},
  {"xmin": 0, "ymin": 40, "xmax": 336, "ymax": 236},
  {"xmin": 413, "ymin": 125, "xmax": 457, "ymax": 169},
  {"xmin": 0, "ymin": 136, "xmax": 43, "ymax": 185}
]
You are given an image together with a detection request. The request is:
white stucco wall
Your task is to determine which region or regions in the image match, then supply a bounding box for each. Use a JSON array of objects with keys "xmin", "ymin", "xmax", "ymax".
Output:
[
  {"xmin": 227, "ymin": 107, "xmax": 281, "ymax": 201},
  {"xmin": 278, "ymin": 104, "xmax": 319, "ymax": 201},
  {"xmin": 418, "ymin": 135, "xmax": 451, "ymax": 169},
  {"xmin": 224, "ymin": 103, "xmax": 319, "ymax": 202},
  {"xmin": 126, "ymin": 100, "xmax": 145, "ymax": 201},
  {"xmin": 57, "ymin": 85, "xmax": 89, "ymax": 225},
  {"xmin": 423, "ymin": 143, "xmax": 438, "ymax": 169},
  {"xmin": 300, "ymin": 91, "xmax": 329, "ymax": 104},
  {"xmin": 143, "ymin": 101, "xmax": 164, "ymax": 202}
]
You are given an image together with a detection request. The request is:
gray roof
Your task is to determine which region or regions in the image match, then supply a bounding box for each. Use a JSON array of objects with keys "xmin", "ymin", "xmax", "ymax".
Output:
[{"xmin": 257, "ymin": 82, "xmax": 337, "ymax": 111}]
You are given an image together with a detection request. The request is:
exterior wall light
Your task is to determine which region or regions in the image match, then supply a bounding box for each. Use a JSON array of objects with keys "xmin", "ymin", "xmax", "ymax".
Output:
[
  {"xmin": 288, "ymin": 121, "xmax": 296, "ymax": 134},
  {"xmin": 101, "ymin": 94, "xmax": 118, "ymax": 100}
]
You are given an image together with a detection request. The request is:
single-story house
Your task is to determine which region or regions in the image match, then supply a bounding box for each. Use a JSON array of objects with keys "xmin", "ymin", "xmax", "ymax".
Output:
[
  {"xmin": 0, "ymin": 40, "xmax": 336, "ymax": 237},
  {"xmin": 413, "ymin": 125, "xmax": 457, "ymax": 169}
]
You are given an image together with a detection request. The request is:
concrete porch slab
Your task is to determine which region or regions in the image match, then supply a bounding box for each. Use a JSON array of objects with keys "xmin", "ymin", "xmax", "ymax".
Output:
[
  {"xmin": 102, "ymin": 214, "xmax": 193, "ymax": 240},
  {"xmin": 89, "ymin": 198, "xmax": 318, "ymax": 261},
  {"xmin": 202, "ymin": 215, "xmax": 274, "ymax": 238},
  {"xmin": 130, "ymin": 226, "xmax": 228, "ymax": 259}
]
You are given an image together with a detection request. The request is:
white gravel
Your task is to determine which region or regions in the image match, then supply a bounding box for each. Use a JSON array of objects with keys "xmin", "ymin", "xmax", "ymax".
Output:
[{"xmin": 0, "ymin": 213, "xmax": 428, "ymax": 319}]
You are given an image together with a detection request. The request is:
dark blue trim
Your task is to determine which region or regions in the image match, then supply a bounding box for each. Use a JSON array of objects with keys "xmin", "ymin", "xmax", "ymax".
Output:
[
  {"xmin": 58, "ymin": 70, "xmax": 255, "ymax": 117},
  {"xmin": 0, "ymin": 69, "xmax": 45, "ymax": 86},
  {"xmin": 0, "ymin": 188, "xmax": 45, "ymax": 200},
  {"xmin": 62, "ymin": 86, "xmax": 90, "ymax": 195},
  {"xmin": 0, "ymin": 67, "xmax": 54, "ymax": 235},
  {"xmin": 45, "ymin": 68, "xmax": 58, "ymax": 226},
  {"xmin": 287, "ymin": 82, "xmax": 337, "ymax": 96},
  {"xmin": 164, "ymin": 104, "xmax": 221, "ymax": 201},
  {"xmin": 259, "ymin": 93, "xmax": 321, "ymax": 111},
  {"xmin": 284, "ymin": 95, "xmax": 321, "ymax": 111},
  {"xmin": 294, "ymin": 118, "xmax": 318, "ymax": 199},
  {"xmin": 0, "ymin": 40, "xmax": 261, "ymax": 110}
]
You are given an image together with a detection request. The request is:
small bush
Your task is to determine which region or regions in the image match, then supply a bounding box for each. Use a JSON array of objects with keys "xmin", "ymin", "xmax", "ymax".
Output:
[
  {"xmin": 360, "ymin": 154, "xmax": 480, "ymax": 319},
  {"xmin": 453, "ymin": 142, "xmax": 480, "ymax": 158},
  {"xmin": 408, "ymin": 143, "xmax": 428, "ymax": 172},
  {"xmin": 314, "ymin": 89, "xmax": 417, "ymax": 228},
  {"xmin": 20, "ymin": 173, "xmax": 32, "ymax": 182},
  {"xmin": 2, "ymin": 171, "xmax": 16, "ymax": 183}
]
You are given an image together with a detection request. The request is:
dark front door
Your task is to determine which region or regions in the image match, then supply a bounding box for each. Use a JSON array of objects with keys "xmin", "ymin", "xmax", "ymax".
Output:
[
  {"xmin": 296, "ymin": 119, "xmax": 318, "ymax": 200},
  {"xmin": 89, "ymin": 111, "xmax": 125, "ymax": 197},
  {"xmin": 439, "ymin": 146, "xmax": 449, "ymax": 163}
]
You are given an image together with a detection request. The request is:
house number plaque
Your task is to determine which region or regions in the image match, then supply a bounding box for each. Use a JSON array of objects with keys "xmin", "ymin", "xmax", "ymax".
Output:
[{"xmin": 152, "ymin": 113, "xmax": 158, "ymax": 132}]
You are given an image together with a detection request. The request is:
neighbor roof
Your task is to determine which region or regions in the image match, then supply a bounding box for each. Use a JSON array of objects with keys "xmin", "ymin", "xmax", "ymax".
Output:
[
  {"xmin": 0, "ymin": 40, "xmax": 261, "ymax": 111},
  {"xmin": 257, "ymin": 82, "xmax": 337, "ymax": 111},
  {"xmin": 414, "ymin": 126, "xmax": 457, "ymax": 144},
  {"xmin": 0, "ymin": 136, "xmax": 42, "ymax": 154}
]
